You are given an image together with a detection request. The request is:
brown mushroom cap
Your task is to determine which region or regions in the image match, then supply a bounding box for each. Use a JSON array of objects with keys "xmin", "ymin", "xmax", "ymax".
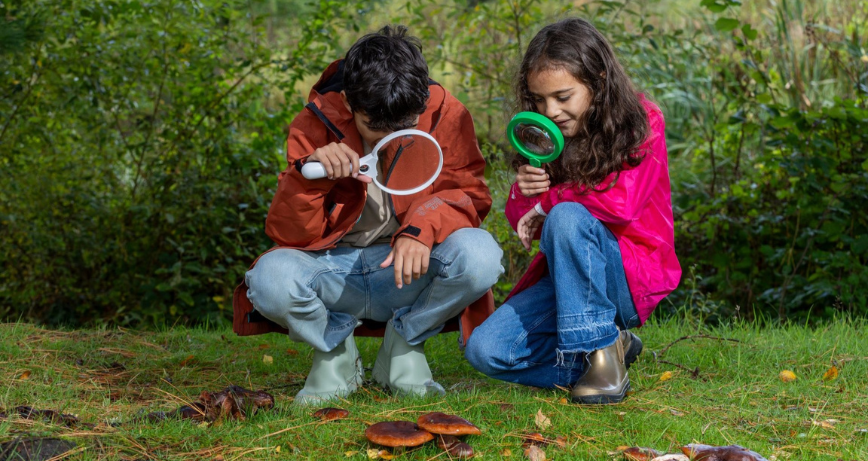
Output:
[
  {"xmin": 436, "ymin": 435, "xmax": 475, "ymax": 459},
  {"xmin": 416, "ymin": 412, "xmax": 482, "ymax": 436},
  {"xmin": 312, "ymin": 407, "xmax": 349, "ymax": 421},
  {"xmin": 365, "ymin": 421, "xmax": 434, "ymax": 447}
]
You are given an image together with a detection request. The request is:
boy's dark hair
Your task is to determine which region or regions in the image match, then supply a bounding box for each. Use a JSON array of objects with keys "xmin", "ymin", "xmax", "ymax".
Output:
[
  {"xmin": 343, "ymin": 25, "xmax": 429, "ymax": 132},
  {"xmin": 514, "ymin": 18, "xmax": 649, "ymax": 190}
]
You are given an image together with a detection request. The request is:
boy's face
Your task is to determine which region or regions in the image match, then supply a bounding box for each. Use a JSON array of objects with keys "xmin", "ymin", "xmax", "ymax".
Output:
[{"xmin": 341, "ymin": 91, "xmax": 418, "ymax": 148}]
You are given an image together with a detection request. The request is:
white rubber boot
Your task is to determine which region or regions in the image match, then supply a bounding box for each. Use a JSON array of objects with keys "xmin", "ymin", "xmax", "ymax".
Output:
[
  {"xmin": 372, "ymin": 321, "xmax": 445, "ymax": 396},
  {"xmin": 294, "ymin": 333, "xmax": 363, "ymax": 406}
]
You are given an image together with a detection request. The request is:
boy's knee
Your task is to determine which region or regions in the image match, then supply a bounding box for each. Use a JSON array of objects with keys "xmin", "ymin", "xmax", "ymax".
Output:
[{"xmin": 446, "ymin": 229, "xmax": 504, "ymax": 287}]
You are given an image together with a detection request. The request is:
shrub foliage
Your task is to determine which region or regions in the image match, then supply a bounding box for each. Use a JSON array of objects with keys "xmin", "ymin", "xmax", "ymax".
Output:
[{"xmin": 1, "ymin": 0, "xmax": 866, "ymax": 326}]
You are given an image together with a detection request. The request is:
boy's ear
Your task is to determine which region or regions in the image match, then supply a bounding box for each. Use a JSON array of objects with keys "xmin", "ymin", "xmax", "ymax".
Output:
[{"xmin": 340, "ymin": 91, "xmax": 352, "ymax": 113}]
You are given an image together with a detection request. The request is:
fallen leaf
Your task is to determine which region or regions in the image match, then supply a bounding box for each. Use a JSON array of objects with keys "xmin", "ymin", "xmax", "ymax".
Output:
[
  {"xmin": 345, "ymin": 451, "xmax": 356, "ymax": 457},
  {"xmin": 553, "ymin": 436, "xmax": 567, "ymax": 448},
  {"xmin": 179, "ymin": 355, "xmax": 195, "ymax": 367},
  {"xmin": 779, "ymin": 370, "xmax": 797, "ymax": 382},
  {"xmin": 367, "ymin": 448, "xmax": 380, "ymax": 459},
  {"xmin": 822, "ymin": 366, "xmax": 838, "ymax": 381},
  {"xmin": 525, "ymin": 445, "xmax": 546, "ymax": 461},
  {"xmin": 258, "ymin": 344, "xmax": 270, "ymax": 349},
  {"xmin": 812, "ymin": 419, "xmax": 839, "ymax": 429},
  {"xmin": 502, "ymin": 448, "xmax": 513, "ymax": 457},
  {"xmin": 274, "ymin": 446, "xmax": 281, "ymax": 453},
  {"xmin": 558, "ymin": 397, "xmax": 568, "ymax": 404},
  {"xmin": 670, "ymin": 409, "xmax": 685, "ymax": 417},
  {"xmin": 378, "ymin": 450, "xmax": 393, "ymax": 460},
  {"xmin": 262, "ymin": 355, "xmax": 273, "ymax": 365},
  {"xmin": 19, "ymin": 371, "xmax": 31, "ymax": 380},
  {"xmin": 659, "ymin": 371, "xmax": 673, "ymax": 382},
  {"xmin": 534, "ymin": 409, "xmax": 551, "ymax": 430},
  {"xmin": 287, "ymin": 349, "xmax": 299, "ymax": 356}
]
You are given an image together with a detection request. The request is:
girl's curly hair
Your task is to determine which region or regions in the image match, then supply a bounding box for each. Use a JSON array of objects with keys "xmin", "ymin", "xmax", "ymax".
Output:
[{"xmin": 513, "ymin": 18, "xmax": 649, "ymax": 191}]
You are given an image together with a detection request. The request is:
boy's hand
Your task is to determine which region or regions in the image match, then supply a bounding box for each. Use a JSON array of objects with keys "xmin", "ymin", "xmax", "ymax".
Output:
[
  {"xmin": 307, "ymin": 142, "xmax": 372, "ymax": 183},
  {"xmin": 516, "ymin": 164, "xmax": 550, "ymax": 197},
  {"xmin": 379, "ymin": 236, "xmax": 431, "ymax": 289},
  {"xmin": 517, "ymin": 206, "xmax": 545, "ymax": 251}
]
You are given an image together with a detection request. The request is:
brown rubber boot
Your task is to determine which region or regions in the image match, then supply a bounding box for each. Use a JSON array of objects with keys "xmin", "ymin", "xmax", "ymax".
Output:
[{"xmin": 570, "ymin": 330, "xmax": 639, "ymax": 404}]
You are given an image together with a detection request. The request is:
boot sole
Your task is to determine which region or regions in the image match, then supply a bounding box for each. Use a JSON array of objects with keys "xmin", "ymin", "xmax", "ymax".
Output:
[{"xmin": 571, "ymin": 382, "xmax": 630, "ymax": 405}]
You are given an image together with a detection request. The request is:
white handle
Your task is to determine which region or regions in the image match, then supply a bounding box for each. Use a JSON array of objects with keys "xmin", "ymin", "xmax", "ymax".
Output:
[{"xmin": 301, "ymin": 161, "xmax": 327, "ymax": 180}]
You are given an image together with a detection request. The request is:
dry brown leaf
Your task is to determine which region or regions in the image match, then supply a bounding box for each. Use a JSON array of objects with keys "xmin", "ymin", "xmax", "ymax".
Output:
[
  {"xmin": 812, "ymin": 419, "xmax": 839, "ymax": 429},
  {"xmin": 179, "ymin": 355, "xmax": 195, "ymax": 367},
  {"xmin": 525, "ymin": 445, "xmax": 546, "ymax": 461},
  {"xmin": 262, "ymin": 355, "xmax": 273, "ymax": 365},
  {"xmin": 366, "ymin": 448, "xmax": 380, "ymax": 459},
  {"xmin": 286, "ymin": 349, "xmax": 299, "ymax": 356},
  {"xmin": 258, "ymin": 344, "xmax": 270, "ymax": 349},
  {"xmin": 822, "ymin": 366, "xmax": 838, "ymax": 381},
  {"xmin": 534, "ymin": 409, "xmax": 551, "ymax": 430},
  {"xmin": 345, "ymin": 451, "xmax": 356, "ymax": 457},
  {"xmin": 659, "ymin": 371, "xmax": 673, "ymax": 382},
  {"xmin": 779, "ymin": 370, "xmax": 797, "ymax": 382},
  {"xmin": 19, "ymin": 370, "xmax": 31, "ymax": 380},
  {"xmin": 501, "ymin": 448, "xmax": 513, "ymax": 457}
]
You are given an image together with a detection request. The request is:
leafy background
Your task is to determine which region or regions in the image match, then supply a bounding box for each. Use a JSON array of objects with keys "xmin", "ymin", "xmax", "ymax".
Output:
[{"xmin": 1, "ymin": 0, "xmax": 866, "ymax": 327}]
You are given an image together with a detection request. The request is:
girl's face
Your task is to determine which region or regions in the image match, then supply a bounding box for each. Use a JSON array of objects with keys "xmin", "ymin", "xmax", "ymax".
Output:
[{"xmin": 527, "ymin": 67, "xmax": 592, "ymax": 138}]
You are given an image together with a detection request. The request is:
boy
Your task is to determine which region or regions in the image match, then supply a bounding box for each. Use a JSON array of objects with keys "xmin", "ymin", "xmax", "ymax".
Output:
[{"xmin": 233, "ymin": 25, "xmax": 503, "ymax": 404}]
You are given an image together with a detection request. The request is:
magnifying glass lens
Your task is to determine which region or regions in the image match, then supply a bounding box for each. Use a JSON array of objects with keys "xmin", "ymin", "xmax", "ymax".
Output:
[{"xmin": 513, "ymin": 123, "xmax": 555, "ymax": 155}]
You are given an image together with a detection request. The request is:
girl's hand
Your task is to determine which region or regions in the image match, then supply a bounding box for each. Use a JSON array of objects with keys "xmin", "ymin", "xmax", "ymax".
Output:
[
  {"xmin": 517, "ymin": 206, "xmax": 546, "ymax": 251},
  {"xmin": 516, "ymin": 164, "xmax": 550, "ymax": 197}
]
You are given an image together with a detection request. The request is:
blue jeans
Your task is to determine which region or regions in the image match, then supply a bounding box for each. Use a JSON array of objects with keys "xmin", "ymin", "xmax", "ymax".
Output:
[
  {"xmin": 245, "ymin": 228, "xmax": 504, "ymax": 352},
  {"xmin": 465, "ymin": 203, "xmax": 639, "ymax": 388}
]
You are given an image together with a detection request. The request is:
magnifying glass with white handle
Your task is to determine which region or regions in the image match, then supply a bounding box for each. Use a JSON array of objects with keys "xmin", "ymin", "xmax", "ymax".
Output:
[{"xmin": 301, "ymin": 129, "xmax": 443, "ymax": 196}]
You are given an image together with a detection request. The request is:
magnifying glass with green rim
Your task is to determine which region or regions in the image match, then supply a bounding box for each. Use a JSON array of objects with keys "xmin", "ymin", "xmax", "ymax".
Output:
[{"xmin": 507, "ymin": 111, "xmax": 565, "ymax": 167}]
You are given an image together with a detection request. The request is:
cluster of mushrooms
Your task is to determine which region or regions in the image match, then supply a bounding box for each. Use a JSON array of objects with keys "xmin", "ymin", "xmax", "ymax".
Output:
[
  {"xmin": 143, "ymin": 385, "xmax": 275, "ymax": 423},
  {"xmin": 623, "ymin": 444, "xmax": 769, "ymax": 461},
  {"xmin": 364, "ymin": 412, "xmax": 481, "ymax": 458}
]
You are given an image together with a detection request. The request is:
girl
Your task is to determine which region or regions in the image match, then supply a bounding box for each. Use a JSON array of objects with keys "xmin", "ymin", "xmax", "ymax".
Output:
[{"xmin": 465, "ymin": 18, "xmax": 681, "ymax": 404}]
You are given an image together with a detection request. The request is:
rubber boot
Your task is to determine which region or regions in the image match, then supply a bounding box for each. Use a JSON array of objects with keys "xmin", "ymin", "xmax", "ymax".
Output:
[
  {"xmin": 622, "ymin": 330, "xmax": 643, "ymax": 370},
  {"xmin": 372, "ymin": 321, "xmax": 445, "ymax": 396},
  {"xmin": 293, "ymin": 333, "xmax": 363, "ymax": 406},
  {"xmin": 570, "ymin": 330, "xmax": 634, "ymax": 404}
]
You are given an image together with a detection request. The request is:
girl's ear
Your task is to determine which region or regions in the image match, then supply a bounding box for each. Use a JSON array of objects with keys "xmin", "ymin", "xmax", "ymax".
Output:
[{"xmin": 600, "ymin": 71, "xmax": 607, "ymax": 79}]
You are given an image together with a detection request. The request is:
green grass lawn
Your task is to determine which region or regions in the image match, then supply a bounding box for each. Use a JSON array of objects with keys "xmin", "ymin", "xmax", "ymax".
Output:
[{"xmin": 1, "ymin": 316, "xmax": 866, "ymax": 460}]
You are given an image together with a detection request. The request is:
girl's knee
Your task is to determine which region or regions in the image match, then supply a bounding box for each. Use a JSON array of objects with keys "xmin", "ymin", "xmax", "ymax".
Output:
[{"xmin": 465, "ymin": 327, "xmax": 499, "ymax": 375}]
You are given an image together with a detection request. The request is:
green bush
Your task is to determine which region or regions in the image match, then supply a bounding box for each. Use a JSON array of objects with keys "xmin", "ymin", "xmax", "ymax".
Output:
[{"xmin": 2, "ymin": 0, "xmax": 866, "ymax": 326}]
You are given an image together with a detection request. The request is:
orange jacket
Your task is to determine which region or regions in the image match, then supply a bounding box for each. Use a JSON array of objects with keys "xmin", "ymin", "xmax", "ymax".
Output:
[{"xmin": 233, "ymin": 60, "xmax": 494, "ymax": 345}]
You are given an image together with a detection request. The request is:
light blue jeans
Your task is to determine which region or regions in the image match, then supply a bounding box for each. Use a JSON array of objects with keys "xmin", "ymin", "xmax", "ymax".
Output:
[
  {"xmin": 465, "ymin": 203, "xmax": 639, "ymax": 388},
  {"xmin": 245, "ymin": 228, "xmax": 504, "ymax": 352}
]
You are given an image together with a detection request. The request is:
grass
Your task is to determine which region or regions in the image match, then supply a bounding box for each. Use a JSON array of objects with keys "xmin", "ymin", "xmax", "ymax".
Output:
[{"xmin": 1, "ymin": 316, "xmax": 866, "ymax": 460}]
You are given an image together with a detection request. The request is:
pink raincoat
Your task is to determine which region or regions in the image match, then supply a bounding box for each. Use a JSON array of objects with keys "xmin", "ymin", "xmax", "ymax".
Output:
[{"xmin": 504, "ymin": 95, "xmax": 681, "ymax": 324}]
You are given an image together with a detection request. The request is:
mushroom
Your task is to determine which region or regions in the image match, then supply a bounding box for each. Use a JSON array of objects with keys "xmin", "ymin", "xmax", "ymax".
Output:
[
  {"xmin": 365, "ymin": 421, "xmax": 434, "ymax": 448},
  {"xmin": 623, "ymin": 447, "xmax": 664, "ymax": 460},
  {"xmin": 416, "ymin": 412, "xmax": 482, "ymax": 436},
  {"xmin": 313, "ymin": 407, "xmax": 349, "ymax": 421},
  {"xmin": 436, "ymin": 434, "xmax": 474, "ymax": 459},
  {"xmin": 681, "ymin": 444, "xmax": 769, "ymax": 461}
]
